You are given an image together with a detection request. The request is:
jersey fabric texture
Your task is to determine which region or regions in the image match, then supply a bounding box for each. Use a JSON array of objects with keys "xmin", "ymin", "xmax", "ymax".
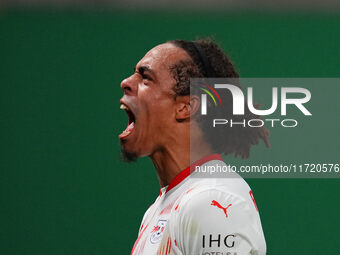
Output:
[{"xmin": 131, "ymin": 154, "xmax": 266, "ymax": 255}]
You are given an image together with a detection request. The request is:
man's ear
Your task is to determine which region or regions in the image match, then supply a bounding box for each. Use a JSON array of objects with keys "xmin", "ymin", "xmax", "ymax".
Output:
[{"xmin": 175, "ymin": 95, "xmax": 200, "ymax": 121}]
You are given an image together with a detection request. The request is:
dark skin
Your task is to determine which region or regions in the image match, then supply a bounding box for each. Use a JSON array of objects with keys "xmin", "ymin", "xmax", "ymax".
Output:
[{"xmin": 119, "ymin": 43, "xmax": 212, "ymax": 188}]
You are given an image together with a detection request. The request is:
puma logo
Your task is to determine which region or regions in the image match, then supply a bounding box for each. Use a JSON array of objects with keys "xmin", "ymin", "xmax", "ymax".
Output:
[{"xmin": 211, "ymin": 200, "xmax": 232, "ymax": 218}]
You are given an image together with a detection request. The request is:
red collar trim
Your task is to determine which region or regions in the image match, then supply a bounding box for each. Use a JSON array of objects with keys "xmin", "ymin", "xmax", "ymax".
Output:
[{"xmin": 165, "ymin": 153, "xmax": 222, "ymax": 193}]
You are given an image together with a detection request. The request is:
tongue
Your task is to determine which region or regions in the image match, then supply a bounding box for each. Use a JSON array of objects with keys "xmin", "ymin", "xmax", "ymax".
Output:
[{"xmin": 119, "ymin": 122, "xmax": 135, "ymax": 139}]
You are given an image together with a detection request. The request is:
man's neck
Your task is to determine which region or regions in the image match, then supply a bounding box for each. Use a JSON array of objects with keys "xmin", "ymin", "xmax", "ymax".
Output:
[{"xmin": 150, "ymin": 139, "xmax": 212, "ymax": 189}]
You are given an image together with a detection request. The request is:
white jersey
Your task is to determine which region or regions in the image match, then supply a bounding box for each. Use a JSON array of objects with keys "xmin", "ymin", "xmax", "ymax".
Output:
[{"xmin": 131, "ymin": 154, "xmax": 266, "ymax": 255}]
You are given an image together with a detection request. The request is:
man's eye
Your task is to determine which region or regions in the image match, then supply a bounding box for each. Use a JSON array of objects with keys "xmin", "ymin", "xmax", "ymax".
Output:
[{"xmin": 142, "ymin": 74, "xmax": 152, "ymax": 80}]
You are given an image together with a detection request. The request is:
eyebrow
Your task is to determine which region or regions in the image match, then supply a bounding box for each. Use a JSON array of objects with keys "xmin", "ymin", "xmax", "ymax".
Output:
[{"xmin": 135, "ymin": 65, "xmax": 155, "ymax": 76}]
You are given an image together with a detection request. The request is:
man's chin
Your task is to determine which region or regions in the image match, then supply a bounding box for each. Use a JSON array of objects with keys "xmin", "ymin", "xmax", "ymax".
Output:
[
  {"xmin": 119, "ymin": 139, "xmax": 138, "ymax": 162},
  {"xmin": 120, "ymin": 148, "xmax": 138, "ymax": 162}
]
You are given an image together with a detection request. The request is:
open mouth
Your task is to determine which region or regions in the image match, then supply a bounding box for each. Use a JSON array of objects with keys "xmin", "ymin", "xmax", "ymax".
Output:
[{"xmin": 119, "ymin": 103, "xmax": 136, "ymax": 139}]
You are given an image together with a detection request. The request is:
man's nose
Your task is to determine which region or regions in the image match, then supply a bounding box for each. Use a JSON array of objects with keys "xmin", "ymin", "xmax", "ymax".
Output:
[{"xmin": 120, "ymin": 76, "xmax": 137, "ymax": 95}]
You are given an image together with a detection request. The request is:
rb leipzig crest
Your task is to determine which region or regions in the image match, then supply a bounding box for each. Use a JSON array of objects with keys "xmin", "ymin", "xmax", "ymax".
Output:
[{"xmin": 150, "ymin": 220, "xmax": 167, "ymax": 244}]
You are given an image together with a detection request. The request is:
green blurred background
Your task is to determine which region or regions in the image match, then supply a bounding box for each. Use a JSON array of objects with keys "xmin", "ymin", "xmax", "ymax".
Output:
[{"xmin": 1, "ymin": 10, "xmax": 340, "ymax": 254}]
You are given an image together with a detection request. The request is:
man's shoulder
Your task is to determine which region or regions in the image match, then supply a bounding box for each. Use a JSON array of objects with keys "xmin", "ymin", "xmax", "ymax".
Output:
[
  {"xmin": 167, "ymin": 178, "xmax": 261, "ymax": 240},
  {"xmin": 183, "ymin": 173, "xmax": 253, "ymax": 201},
  {"xmin": 173, "ymin": 177, "xmax": 254, "ymax": 215}
]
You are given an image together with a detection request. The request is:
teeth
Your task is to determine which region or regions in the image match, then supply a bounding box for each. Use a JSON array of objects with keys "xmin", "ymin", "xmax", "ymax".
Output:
[{"xmin": 120, "ymin": 104, "xmax": 128, "ymax": 110}]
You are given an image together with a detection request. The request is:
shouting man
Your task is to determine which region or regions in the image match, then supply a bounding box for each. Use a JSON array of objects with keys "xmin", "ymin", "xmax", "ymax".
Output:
[{"xmin": 119, "ymin": 39, "xmax": 269, "ymax": 255}]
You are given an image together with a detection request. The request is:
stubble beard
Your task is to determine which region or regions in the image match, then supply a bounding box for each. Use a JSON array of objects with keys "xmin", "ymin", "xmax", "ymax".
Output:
[{"xmin": 120, "ymin": 140, "xmax": 138, "ymax": 162}]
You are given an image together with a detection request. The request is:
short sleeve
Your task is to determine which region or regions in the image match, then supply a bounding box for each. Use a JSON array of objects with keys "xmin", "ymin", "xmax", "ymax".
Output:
[{"xmin": 167, "ymin": 189, "xmax": 266, "ymax": 255}]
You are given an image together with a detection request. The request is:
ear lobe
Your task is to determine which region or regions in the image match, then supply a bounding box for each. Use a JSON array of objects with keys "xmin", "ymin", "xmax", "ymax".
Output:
[{"xmin": 175, "ymin": 95, "xmax": 200, "ymax": 121}]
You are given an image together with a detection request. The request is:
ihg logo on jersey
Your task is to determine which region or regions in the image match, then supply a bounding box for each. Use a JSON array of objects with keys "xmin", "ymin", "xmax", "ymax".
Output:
[
  {"xmin": 200, "ymin": 234, "xmax": 237, "ymax": 255},
  {"xmin": 200, "ymin": 84, "xmax": 312, "ymax": 128}
]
